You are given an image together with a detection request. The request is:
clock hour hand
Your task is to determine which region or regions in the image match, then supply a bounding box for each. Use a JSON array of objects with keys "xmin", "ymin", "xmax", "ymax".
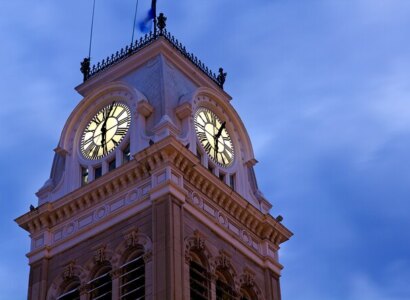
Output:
[{"xmin": 101, "ymin": 102, "xmax": 115, "ymax": 153}]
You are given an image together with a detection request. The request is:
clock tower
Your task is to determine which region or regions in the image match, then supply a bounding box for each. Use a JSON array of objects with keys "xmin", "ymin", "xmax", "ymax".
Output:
[{"xmin": 16, "ymin": 14, "xmax": 292, "ymax": 300}]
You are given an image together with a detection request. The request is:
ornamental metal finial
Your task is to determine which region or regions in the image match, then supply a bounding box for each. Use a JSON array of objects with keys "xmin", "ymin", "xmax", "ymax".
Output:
[
  {"xmin": 80, "ymin": 57, "xmax": 90, "ymax": 82},
  {"xmin": 217, "ymin": 67, "xmax": 227, "ymax": 88},
  {"xmin": 157, "ymin": 13, "xmax": 167, "ymax": 34}
]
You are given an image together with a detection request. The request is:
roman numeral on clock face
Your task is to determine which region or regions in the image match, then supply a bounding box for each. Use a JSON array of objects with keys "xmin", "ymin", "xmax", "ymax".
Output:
[
  {"xmin": 197, "ymin": 131, "xmax": 208, "ymax": 143},
  {"xmin": 83, "ymin": 141, "xmax": 95, "ymax": 154},
  {"xmin": 115, "ymin": 128, "xmax": 127, "ymax": 136},
  {"xmin": 194, "ymin": 121, "xmax": 205, "ymax": 131},
  {"xmin": 117, "ymin": 117, "xmax": 128, "ymax": 126},
  {"xmin": 91, "ymin": 145, "xmax": 100, "ymax": 159},
  {"xmin": 203, "ymin": 141, "xmax": 212, "ymax": 153},
  {"xmin": 82, "ymin": 136, "xmax": 94, "ymax": 146}
]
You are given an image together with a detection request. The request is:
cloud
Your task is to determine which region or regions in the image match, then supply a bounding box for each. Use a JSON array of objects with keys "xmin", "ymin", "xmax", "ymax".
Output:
[{"xmin": 349, "ymin": 268, "xmax": 410, "ymax": 300}]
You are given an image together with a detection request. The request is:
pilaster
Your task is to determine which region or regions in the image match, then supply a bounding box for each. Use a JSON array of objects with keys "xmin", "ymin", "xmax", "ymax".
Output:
[{"xmin": 152, "ymin": 193, "xmax": 185, "ymax": 300}]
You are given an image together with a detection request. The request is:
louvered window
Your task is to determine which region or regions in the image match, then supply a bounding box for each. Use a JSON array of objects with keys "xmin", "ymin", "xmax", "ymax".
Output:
[
  {"xmin": 57, "ymin": 281, "xmax": 80, "ymax": 300},
  {"xmin": 88, "ymin": 268, "xmax": 112, "ymax": 300},
  {"xmin": 120, "ymin": 254, "xmax": 145, "ymax": 300},
  {"xmin": 216, "ymin": 278, "xmax": 235, "ymax": 300},
  {"xmin": 189, "ymin": 260, "xmax": 210, "ymax": 300}
]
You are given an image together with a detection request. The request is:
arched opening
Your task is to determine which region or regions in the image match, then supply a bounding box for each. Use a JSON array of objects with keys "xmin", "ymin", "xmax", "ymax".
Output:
[
  {"xmin": 120, "ymin": 249, "xmax": 145, "ymax": 300},
  {"xmin": 57, "ymin": 277, "xmax": 81, "ymax": 300},
  {"xmin": 88, "ymin": 263, "xmax": 112, "ymax": 300},
  {"xmin": 215, "ymin": 268, "xmax": 236, "ymax": 300},
  {"xmin": 189, "ymin": 252, "xmax": 210, "ymax": 300},
  {"xmin": 240, "ymin": 287, "xmax": 258, "ymax": 300}
]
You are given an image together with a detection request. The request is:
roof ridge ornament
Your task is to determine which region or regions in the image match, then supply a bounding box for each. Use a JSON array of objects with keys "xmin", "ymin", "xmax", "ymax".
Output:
[
  {"xmin": 80, "ymin": 57, "xmax": 90, "ymax": 82},
  {"xmin": 157, "ymin": 13, "xmax": 167, "ymax": 35},
  {"xmin": 217, "ymin": 68, "xmax": 227, "ymax": 89}
]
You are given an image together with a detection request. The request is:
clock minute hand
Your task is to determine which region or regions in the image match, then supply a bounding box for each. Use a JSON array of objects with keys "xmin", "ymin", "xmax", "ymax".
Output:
[
  {"xmin": 215, "ymin": 121, "xmax": 226, "ymax": 139},
  {"xmin": 102, "ymin": 102, "xmax": 115, "ymax": 130},
  {"xmin": 214, "ymin": 121, "xmax": 226, "ymax": 154}
]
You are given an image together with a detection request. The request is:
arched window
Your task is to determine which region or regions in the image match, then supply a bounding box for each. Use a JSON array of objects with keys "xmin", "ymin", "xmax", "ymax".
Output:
[
  {"xmin": 189, "ymin": 254, "xmax": 210, "ymax": 300},
  {"xmin": 215, "ymin": 268, "xmax": 236, "ymax": 300},
  {"xmin": 57, "ymin": 278, "xmax": 81, "ymax": 300},
  {"xmin": 240, "ymin": 288, "xmax": 255, "ymax": 300},
  {"xmin": 120, "ymin": 251, "xmax": 145, "ymax": 300},
  {"xmin": 88, "ymin": 264, "xmax": 112, "ymax": 300}
]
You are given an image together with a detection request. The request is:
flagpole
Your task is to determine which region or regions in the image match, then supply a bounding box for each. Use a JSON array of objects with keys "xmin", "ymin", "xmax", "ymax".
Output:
[
  {"xmin": 131, "ymin": 0, "xmax": 139, "ymax": 45},
  {"xmin": 152, "ymin": 0, "xmax": 157, "ymax": 36},
  {"xmin": 88, "ymin": 0, "xmax": 97, "ymax": 59}
]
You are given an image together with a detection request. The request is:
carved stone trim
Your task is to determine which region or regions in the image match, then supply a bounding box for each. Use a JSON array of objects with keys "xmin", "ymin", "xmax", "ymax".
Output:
[
  {"xmin": 63, "ymin": 261, "xmax": 75, "ymax": 279},
  {"xmin": 125, "ymin": 229, "xmax": 140, "ymax": 249},
  {"xmin": 211, "ymin": 250, "xmax": 232, "ymax": 272},
  {"xmin": 94, "ymin": 245, "xmax": 107, "ymax": 264},
  {"xmin": 110, "ymin": 268, "xmax": 122, "ymax": 279},
  {"xmin": 184, "ymin": 230, "xmax": 212, "ymax": 266}
]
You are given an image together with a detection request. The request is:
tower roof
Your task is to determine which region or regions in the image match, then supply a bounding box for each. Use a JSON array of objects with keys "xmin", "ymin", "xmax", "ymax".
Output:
[{"xmin": 79, "ymin": 13, "xmax": 227, "ymax": 92}]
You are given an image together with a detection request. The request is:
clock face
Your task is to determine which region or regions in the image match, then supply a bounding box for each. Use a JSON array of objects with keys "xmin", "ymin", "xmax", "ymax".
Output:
[
  {"xmin": 81, "ymin": 102, "xmax": 131, "ymax": 160},
  {"xmin": 194, "ymin": 107, "xmax": 234, "ymax": 167}
]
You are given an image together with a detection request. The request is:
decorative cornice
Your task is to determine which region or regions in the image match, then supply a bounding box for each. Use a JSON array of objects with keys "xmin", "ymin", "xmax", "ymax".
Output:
[{"xmin": 16, "ymin": 136, "xmax": 292, "ymax": 253}]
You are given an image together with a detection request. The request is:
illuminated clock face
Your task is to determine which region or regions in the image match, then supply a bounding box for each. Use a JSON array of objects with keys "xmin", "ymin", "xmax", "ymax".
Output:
[
  {"xmin": 194, "ymin": 107, "xmax": 234, "ymax": 167},
  {"xmin": 81, "ymin": 102, "xmax": 131, "ymax": 160}
]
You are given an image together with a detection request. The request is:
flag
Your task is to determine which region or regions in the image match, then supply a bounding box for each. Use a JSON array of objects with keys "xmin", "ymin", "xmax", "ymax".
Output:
[{"xmin": 138, "ymin": 0, "xmax": 156, "ymax": 33}]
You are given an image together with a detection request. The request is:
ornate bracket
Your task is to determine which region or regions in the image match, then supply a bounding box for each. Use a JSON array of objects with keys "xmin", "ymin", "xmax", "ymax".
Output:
[
  {"xmin": 125, "ymin": 229, "xmax": 140, "ymax": 249},
  {"xmin": 63, "ymin": 261, "xmax": 75, "ymax": 279},
  {"xmin": 94, "ymin": 245, "xmax": 107, "ymax": 264},
  {"xmin": 184, "ymin": 230, "xmax": 207, "ymax": 263}
]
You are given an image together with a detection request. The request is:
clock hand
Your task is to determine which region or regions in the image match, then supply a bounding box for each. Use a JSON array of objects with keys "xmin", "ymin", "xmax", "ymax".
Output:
[
  {"xmin": 215, "ymin": 121, "xmax": 226, "ymax": 139},
  {"xmin": 101, "ymin": 102, "xmax": 115, "ymax": 152},
  {"xmin": 214, "ymin": 121, "xmax": 226, "ymax": 155}
]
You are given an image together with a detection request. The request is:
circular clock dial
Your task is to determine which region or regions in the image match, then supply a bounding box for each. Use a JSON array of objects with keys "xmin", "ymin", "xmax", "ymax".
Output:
[
  {"xmin": 81, "ymin": 102, "xmax": 131, "ymax": 160},
  {"xmin": 194, "ymin": 107, "xmax": 234, "ymax": 167}
]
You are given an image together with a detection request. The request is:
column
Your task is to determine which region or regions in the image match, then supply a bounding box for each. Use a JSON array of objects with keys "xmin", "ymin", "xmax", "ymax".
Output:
[
  {"xmin": 210, "ymin": 274, "xmax": 217, "ymax": 300},
  {"xmin": 79, "ymin": 284, "xmax": 89, "ymax": 300},
  {"xmin": 111, "ymin": 269, "xmax": 122, "ymax": 300}
]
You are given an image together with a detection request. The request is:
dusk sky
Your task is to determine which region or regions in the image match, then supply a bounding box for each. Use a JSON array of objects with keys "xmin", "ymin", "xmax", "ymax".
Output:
[{"xmin": 1, "ymin": 1, "xmax": 410, "ymax": 299}]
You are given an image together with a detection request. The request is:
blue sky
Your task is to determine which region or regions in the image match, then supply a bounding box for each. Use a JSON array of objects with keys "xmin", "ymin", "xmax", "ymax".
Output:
[{"xmin": 1, "ymin": 1, "xmax": 410, "ymax": 299}]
